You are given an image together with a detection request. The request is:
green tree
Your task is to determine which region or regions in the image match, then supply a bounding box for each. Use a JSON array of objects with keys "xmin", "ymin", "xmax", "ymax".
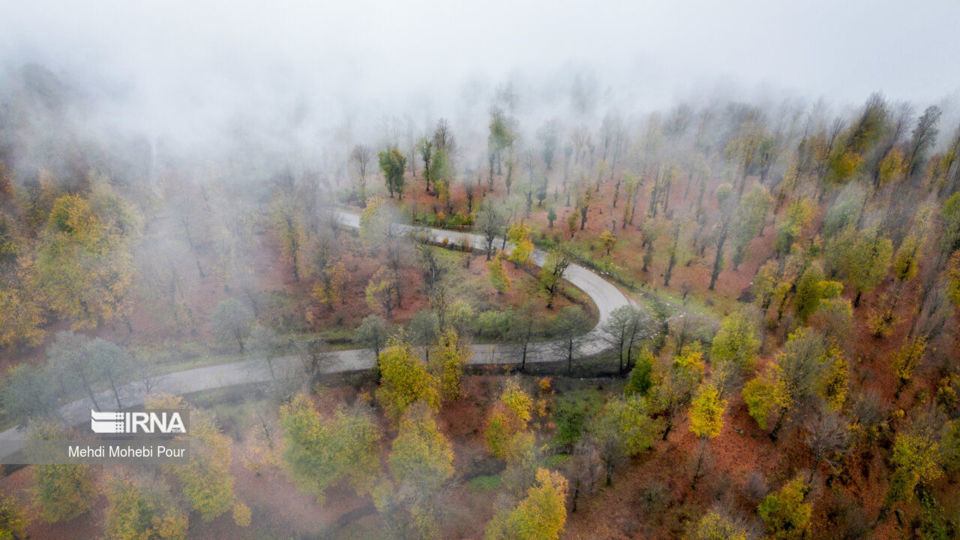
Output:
[
  {"xmin": 356, "ymin": 314, "xmax": 392, "ymax": 358},
  {"xmin": 940, "ymin": 193, "xmax": 960, "ymax": 259},
  {"xmin": 211, "ymin": 297, "xmax": 254, "ymax": 352},
  {"xmin": 85, "ymin": 337, "xmax": 134, "ymax": 409},
  {"xmin": 484, "ymin": 468, "xmax": 568, "ymax": 540},
  {"xmin": 246, "ymin": 325, "xmax": 283, "ymax": 380},
  {"xmin": 742, "ymin": 329, "xmax": 834, "ymax": 440},
  {"xmin": 407, "ymin": 310, "xmax": 439, "ymax": 358},
  {"xmin": 793, "ymin": 264, "xmax": 825, "ymax": 323},
  {"xmin": 389, "ymin": 403, "xmax": 454, "ymax": 497},
  {"xmin": 846, "ymin": 229, "xmax": 893, "ymax": 307},
  {"xmin": 940, "ymin": 420, "xmax": 960, "ymax": 474},
  {"xmin": 773, "ymin": 197, "xmax": 816, "ymax": 257},
  {"xmin": 47, "ymin": 331, "xmax": 104, "ymax": 410},
  {"xmin": 710, "ymin": 310, "xmax": 760, "ymax": 374},
  {"xmin": 488, "ymin": 108, "xmax": 514, "ymax": 181},
  {"xmin": 624, "ymin": 349, "xmax": 654, "ymax": 396},
  {"xmin": 731, "ymin": 185, "xmax": 773, "ymax": 270},
  {"xmin": 1, "ymin": 363, "xmax": 58, "ymax": 426},
  {"xmin": 948, "ymin": 251, "xmax": 960, "ymax": 311},
  {"xmin": 488, "ymin": 254, "xmax": 512, "ymax": 294},
  {"xmin": 379, "ymin": 146, "xmax": 407, "ymax": 199},
  {"xmin": 279, "ymin": 393, "xmax": 382, "ymax": 502},
  {"xmin": 588, "ymin": 395, "xmax": 658, "ymax": 485},
  {"xmin": 566, "ymin": 209, "xmax": 579, "ymax": 239},
  {"xmin": 757, "ymin": 476, "xmax": 811, "ymax": 539},
  {"xmin": 417, "ymin": 137, "xmax": 434, "ymax": 192}
]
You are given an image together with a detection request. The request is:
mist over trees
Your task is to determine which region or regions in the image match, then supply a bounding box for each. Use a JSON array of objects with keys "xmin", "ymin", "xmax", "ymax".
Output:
[{"xmin": 0, "ymin": 32, "xmax": 959, "ymax": 537}]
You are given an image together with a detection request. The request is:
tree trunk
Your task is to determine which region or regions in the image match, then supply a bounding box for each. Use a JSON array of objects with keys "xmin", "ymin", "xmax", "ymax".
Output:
[
  {"xmin": 769, "ymin": 407, "xmax": 789, "ymax": 442},
  {"xmin": 235, "ymin": 329, "xmax": 245, "ymax": 352},
  {"xmin": 709, "ymin": 225, "xmax": 728, "ymax": 290},
  {"xmin": 691, "ymin": 440, "xmax": 706, "ymax": 490},
  {"xmin": 80, "ymin": 370, "xmax": 101, "ymax": 411},
  {"xmin": 109, "ymin": 374, "xmax": 122, "ymax": 409}
]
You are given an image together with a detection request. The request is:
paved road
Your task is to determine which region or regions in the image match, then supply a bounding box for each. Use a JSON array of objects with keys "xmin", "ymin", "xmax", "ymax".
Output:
[{"xmin": 0, "ymin": 211, "xmax": 633, "ymax": 461}]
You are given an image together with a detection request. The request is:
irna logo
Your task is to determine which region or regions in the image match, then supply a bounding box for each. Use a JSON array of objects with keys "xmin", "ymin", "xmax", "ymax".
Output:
[{"xmin": 90, "ymin": 410, "xmax": 187, "ymax": 434}]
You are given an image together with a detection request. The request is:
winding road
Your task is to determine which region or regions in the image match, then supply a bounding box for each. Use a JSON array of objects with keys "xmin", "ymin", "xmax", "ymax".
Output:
[{"xmin": 0, "ymin": 211, "xmax": 633, "ymax": 461}]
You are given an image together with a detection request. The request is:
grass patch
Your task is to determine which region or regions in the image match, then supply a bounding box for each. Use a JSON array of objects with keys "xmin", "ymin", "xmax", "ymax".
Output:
[
  {"xmin": 543, "ymin": 454, "xmax": 572, "ymax": 468},
  {"xmin": 467, "ymin": 474, "xmax": 503, "ymax": 492}
]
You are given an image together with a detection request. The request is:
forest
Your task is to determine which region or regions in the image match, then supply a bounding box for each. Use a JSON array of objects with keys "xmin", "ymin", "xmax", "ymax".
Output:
[{"xmin": 0, "ymin": 38, "xmax": 960, "ymax": 540}]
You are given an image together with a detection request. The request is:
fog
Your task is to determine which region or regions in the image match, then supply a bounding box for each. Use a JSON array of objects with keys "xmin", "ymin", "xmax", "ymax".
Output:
[{"xmin": 3, "ymin": 0, "xmax": 959, "ymax": 156}]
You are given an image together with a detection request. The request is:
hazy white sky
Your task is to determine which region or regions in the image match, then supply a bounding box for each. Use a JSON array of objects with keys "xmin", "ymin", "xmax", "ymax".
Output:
[{"xmin": 2, "ymin": 0, "xmax": 959, "ymax": 140}]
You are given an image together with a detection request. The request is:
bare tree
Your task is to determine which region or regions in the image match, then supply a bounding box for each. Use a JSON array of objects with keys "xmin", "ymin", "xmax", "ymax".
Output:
[
  {"xmin": 551, "ymin": 306, "xmax": 592, "ymax": 374},
  {"xmin": 475, "ymin": 201, "xmax": 504, "ymax": 260},
  {"xmin": 350, "ymin": 144, "xmax": 372, "ymax": 205},
  {"xmin": 803, "ymin": 412, "xmax": 850, "ymax": 485},
  {"xmin": 906, "ymin": 105, "xmax": 941, "ymax": 179},
  {"xmin": 603, "ymin": 305, "xmax": 651, "ymax": 375},
  {"xmin": 540, "ymin": 249, "xmax": 572, "ymax": 309}
]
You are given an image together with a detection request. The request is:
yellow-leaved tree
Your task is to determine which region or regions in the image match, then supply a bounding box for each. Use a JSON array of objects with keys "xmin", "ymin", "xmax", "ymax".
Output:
[
  {"xmin": 506, "ymin": 220, "xmax": 533, "ymax": 268},
  {"xmin": 0, "ymin": 490, "xmax": 28, "ymax": 540},
  {"xmin": 34, "ymin": 187, "xmax": 139, "ymax": 330},
  {"xmin": 31, "ymin": 423, "xmax": 96, "ymax": 522},
  {"xmin": 279, "ymin": 393, "xmax": 381, "ymax": 503},
  {"xmin": 757, "ymin": 476, "xmax": 811, "ymax": 540},
  {"xmin": 430, "ymin": 329, "xmax": 470, "ymax": 401},
  {"xmin": 689, "ymin": 383, "xmax": 727, "ymax": 487},
  {"xmin": 485, "ymin": 380, "xmax": 534, "ymax": 462},
  {"xmin": 374, "ymin": 403, "xmax": 454, "ymax": 539},
  {"xmin": 484, "ymin": 468, "xmax": 569, "ymax": 540},
  {"xmin": 147, "ymin": 394, "xmax": 238, "ymax": 522},
  {"xmin": 376, "ymin": 339, "xmax": 440, "ymax": 424},
  {"xmin": 487, "ymin": 253, "xmax": 511, "ymax": 294},
  {"xmin": 104, "ymin": 476, "xmax": 188, "ymax": 540}
]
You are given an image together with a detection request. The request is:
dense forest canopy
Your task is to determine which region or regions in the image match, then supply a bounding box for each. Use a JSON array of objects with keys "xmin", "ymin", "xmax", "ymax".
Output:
[{"xmin": 1, "ymin": 1, "xmax": 960, "ymax": 538}]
